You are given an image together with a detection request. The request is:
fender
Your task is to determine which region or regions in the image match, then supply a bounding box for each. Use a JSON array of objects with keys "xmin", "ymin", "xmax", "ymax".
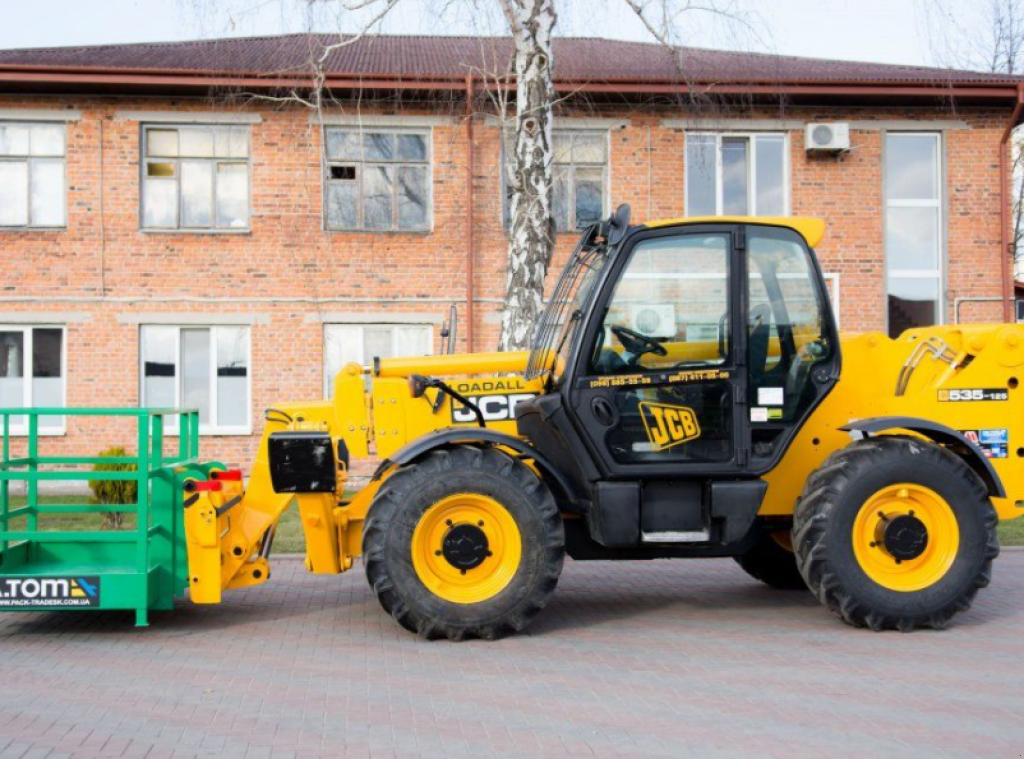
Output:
[
  {"xmin": 840, "ymin": 416, "xmax": 1006, "ymax": 498},
  {"xmin": 372, "ymin": 427, "xmax": 584, "ymax": 511}
]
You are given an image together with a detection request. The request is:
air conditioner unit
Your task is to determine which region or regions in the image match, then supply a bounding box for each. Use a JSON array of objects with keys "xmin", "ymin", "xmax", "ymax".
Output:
[
  {"xmin": 629, "ymin": 304, "xmax": 675, "ymax": 337},
  {"xmin": 805, "ymin": 122, "xmax": 850, "ymax": 152}
]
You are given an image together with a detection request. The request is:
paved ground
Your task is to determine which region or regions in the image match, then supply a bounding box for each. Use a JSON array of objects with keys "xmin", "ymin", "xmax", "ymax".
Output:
[{"xmin": 1, "ymin": 552, "xmax": 1023, "ymax": 759}]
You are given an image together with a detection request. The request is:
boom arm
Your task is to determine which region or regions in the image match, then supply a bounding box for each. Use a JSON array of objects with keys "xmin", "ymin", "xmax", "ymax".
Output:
[{"xmin": 183, "ymin": 350, "xmax": 545, "ymax": 599}]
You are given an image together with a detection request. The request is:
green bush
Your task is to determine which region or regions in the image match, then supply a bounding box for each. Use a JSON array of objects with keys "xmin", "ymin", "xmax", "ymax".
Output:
[{"xmin": 89, "ymin": 446, "xmax": 138, "ymax": 529}]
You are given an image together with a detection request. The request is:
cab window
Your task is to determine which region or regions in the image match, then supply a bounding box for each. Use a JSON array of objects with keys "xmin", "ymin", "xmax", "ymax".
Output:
[
  {"xmin": 589, "ymin": 233, "xmax": 731, "ymax": 375},
  {"xmin": 747, "ymin": 227, "xmax": 833, "ymax": 426}
]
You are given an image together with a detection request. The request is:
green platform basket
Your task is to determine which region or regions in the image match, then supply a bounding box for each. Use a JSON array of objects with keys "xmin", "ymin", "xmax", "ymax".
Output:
[{"xmin": 0, "ymin": 408, "xmax": 204, "ymax": 626}]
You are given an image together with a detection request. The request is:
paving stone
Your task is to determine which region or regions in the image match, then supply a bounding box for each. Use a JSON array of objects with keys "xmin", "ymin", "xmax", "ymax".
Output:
[{"xmin": 0, "ymin": 555, "xmax": 1023, "ymax": 758}]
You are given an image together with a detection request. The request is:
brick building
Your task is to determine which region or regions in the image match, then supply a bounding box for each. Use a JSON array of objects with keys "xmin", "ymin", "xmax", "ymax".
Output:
[{"xmin": 0, "ymin": 34, "xmax": 1022, "ymax": 470}]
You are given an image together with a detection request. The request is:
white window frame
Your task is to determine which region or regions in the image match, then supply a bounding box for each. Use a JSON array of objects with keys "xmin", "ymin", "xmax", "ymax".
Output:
[
  {"xmin": 501, "ymin": 128, "xmax": 612, "ymax": 232},
  {"xmin": 322, "ymin": 126, "xmax": 434, "ymax": 233},
  {"xmin": 0, "ymin": 122, "xmax": 68, "ymax": 231},
  {"xmin": 884, "ymin": 131, "xmax": 944, "ymax": 331},
  {"xmin": 0, "ymin": 325, "xmax": 67, "ymax": 436},
  {"xmin": 138, "ymin": 325, "xmax": 252, "ymax": 436},
  {"xmin": 684, "ymin": 132, "xmax": 791, "ymax": 217},
  {"xmin": 139, "ymin": 124, "xmax": 252, "ymax": 233},
  {"xmin": 323, "ymin": 323, "xmax": 433, "ymax": 397}
]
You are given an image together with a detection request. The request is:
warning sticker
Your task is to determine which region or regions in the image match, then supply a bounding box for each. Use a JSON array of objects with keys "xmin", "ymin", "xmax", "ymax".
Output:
[
  {"xmin": 758, "ymin": 387, "xmax": 784, "ymax": 406},
  {"xmin": 0, "ymin": 577, "xmax": 100, "ymax": 608},
  {"xmin": 750, "ymin": 407, "xmax": 769, "ymax": 423},
  {"xmin": 960, "ymin": 429, "xmax": 1009, "ymax": 459}
]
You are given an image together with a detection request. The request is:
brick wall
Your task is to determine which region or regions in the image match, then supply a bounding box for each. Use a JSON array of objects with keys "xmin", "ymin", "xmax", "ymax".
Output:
[{"xmin": 0, "ymin": 94, "xmax": 1013, "ymax": 470}]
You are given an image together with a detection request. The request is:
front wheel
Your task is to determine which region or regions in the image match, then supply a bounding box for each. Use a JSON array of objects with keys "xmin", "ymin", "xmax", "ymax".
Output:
[
  {"xmin": 793, "ymin": 436, "xmax": 999, "ymax": 631},
  {"xmin": 363, "ymin": 445, "xmax": 564, "ymax": 640}
]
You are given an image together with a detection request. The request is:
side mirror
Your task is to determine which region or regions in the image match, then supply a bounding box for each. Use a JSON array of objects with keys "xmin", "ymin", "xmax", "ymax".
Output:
[{"xmin": 607, "ymin": 203, "xmax": 631, "ymax": 246}]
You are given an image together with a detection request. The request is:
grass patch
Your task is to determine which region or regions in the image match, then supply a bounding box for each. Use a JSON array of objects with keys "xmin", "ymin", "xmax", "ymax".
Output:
[
  {"xmin": 999, "ymin": 514, "xmax": 1024, "ymax": 547},
  {"xmin": 3, "ymin": 494, "xmax": 306, "ymax": 553},
  {"xmin": 5, "ymin": 495, "xmax": 1023, "ymax": 553}
]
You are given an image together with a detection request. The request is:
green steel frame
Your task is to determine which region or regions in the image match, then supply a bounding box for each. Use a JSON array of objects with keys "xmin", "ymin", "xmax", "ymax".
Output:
[{"xmin": 0, "ymin": 408, "xmax": 202, "ymax": 626}]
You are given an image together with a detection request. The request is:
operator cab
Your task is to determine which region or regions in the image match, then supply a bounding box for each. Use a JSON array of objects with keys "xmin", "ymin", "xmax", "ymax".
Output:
[{"xmin": 517, "ymin": 205, "xmax": 840, "ymax": 550}]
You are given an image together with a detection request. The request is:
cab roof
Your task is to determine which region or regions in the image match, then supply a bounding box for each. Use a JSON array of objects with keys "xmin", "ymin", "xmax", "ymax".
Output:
[{"xmin": 643, "ymin": 216, "xmax": 826, "ymax": 249}]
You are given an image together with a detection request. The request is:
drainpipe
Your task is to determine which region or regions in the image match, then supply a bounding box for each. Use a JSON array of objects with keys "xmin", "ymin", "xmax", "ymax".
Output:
[
  {"xmin": 465, "ymin": 74, "xmax": 475, "ymax": 352},
  {"xmin": 999, "ymin": 84, "xmax": 1024, "ymax": 322}
]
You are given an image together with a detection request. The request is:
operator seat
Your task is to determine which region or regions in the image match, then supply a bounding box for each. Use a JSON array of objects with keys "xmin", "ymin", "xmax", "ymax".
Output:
[{"xmin": 748, "ymin": 304, "xmax": 772, "ymax": 386}]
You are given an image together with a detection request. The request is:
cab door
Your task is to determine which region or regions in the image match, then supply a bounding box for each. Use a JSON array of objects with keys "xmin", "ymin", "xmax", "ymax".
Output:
[
  {"xmin": 568, "ymin": 223, "xmax": 838, "ymax": 480},
  {"xmin": 568, "ymin": 226, "xmax": 747, "ymax": 478}
]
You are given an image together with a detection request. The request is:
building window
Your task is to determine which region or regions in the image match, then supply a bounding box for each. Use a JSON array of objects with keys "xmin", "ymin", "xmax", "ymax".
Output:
[
  {"xmin": 0, "ymin": 123, "xmax": 66, "ymax": 229},
  {"xmin": 685, "ymin": 133, "xmax": 788, "ymax": 216},
  {"xmin": 0, "ymin": 326, "xmax": 65, "ymax": 434},
  {"xmin": 140, "ymin": 325, "xmax": 250, "ymax": 434},
  {"xmin": 324, "ymin": 323, "xmax": 432, "ymax": 396},
  {"xmin": 885, "ymin": 132, "xmax": 942, "ymax": 338},
  {"xmin": 324, "ymin": 128, "xmax": 431, "ymax": 231},
  {"xmin": 503, "ymin": 130, "xmax": 609, "ymax": 231},
  {"xmin": 141, "ymin": 125, "xmax": 250, "ymax": 231}
]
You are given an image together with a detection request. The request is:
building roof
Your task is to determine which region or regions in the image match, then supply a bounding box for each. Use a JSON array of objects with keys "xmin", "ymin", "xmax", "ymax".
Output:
[
  {"xmin": 0, "ymin": 34, "xmax": 1020, "ymax": 104},
  {"xmin": 1, "ymin": 34, "xmax": 1020, "ymax": 84}
]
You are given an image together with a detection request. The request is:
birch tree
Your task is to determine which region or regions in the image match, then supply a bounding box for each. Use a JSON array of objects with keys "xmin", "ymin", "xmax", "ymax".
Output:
[{"xmin": 496, "ymin": 0, "xmax": 558, "ymax": 351}]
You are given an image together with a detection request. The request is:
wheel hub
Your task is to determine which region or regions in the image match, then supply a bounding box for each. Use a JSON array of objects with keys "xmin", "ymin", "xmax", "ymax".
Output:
[
  {"xmin": 441, "ymin": 523, "xmax": 491, "ymax": 571},
  {"xmin": 882, "ymin": 514, "xmax": 929, "ymax": 561}
]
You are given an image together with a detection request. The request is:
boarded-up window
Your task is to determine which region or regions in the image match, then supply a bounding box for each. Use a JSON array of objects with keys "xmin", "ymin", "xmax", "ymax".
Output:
[{"xmin": 324, "ymin": 128, "xmax": 431, "ymax": 232}]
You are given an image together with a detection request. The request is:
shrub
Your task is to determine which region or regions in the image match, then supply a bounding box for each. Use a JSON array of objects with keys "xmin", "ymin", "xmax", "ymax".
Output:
[{"xmin": 89, "ymin": 447, "xmax": 138, "ymax": 530}]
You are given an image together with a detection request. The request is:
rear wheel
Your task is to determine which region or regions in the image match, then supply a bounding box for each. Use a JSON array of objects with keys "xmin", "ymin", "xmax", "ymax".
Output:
[
  {"xmin": 734, "ymin": 529, "xmax": 807, "ymax": 590},
  {"xmin": 363, "ymin": 445, "xmax": 564, "ymax": 640},
  {"xmin": 793, "ymin": 436, "xmax": 999, "ymax": 631}
]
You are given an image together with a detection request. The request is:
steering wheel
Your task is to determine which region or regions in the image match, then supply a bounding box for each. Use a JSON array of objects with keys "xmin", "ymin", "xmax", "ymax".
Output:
[
  {"xmin": 784, "ymin": 340, "xmax": 824, "ymax": 398},
  {"xmin": 612, "ymin": 326, "xmax": 668, "ymax": 362}
]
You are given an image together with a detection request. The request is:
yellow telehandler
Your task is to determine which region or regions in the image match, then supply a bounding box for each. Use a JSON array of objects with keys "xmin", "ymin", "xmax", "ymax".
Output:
[{"xmin": 3, "ymin": 205, "xmax": 1019, "ymax": 636}]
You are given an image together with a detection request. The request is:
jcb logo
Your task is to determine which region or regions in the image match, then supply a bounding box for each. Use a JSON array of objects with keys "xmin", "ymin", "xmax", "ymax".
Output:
[
  {"xmin": 639, "ymin": 401, "xmax": 701, "ymax": 451},
  {"xmin": 452, "ymin": 394, "xmax": 536, "ymax": 424}
]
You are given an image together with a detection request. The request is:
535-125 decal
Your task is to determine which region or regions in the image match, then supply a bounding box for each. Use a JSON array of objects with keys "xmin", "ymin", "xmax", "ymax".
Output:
[{"xmin": 937, "ymin": 388, "xmax": 1009, "ymax": 402}]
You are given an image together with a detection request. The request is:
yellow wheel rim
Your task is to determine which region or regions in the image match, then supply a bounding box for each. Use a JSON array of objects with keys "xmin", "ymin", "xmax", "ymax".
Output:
[
  {"xmin": 411, "ymin": 493, "xmax": 522, "ymax": 604},
  {"xmin": 852, "ymin": 483, "xmax": 960, "ymax": 592}
]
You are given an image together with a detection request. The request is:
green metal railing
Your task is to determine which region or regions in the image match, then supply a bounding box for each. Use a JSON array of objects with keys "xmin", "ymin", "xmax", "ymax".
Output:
[{"xmin": 0, "ymin": 408, "xmax": 201, "ymax": 625}]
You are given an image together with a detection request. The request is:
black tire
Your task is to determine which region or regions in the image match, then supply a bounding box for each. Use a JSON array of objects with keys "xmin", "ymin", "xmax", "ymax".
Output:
[
  {"xmin": 734, "ymin": 530, "xmax": 807, "ymax": 590},
  {"xmin": 363, "ymin": 445, "xmax": 564, "ymax": 640},
  {"xmin": 793, "ymin": 436, "xmax": 999, "ymax": 631}
]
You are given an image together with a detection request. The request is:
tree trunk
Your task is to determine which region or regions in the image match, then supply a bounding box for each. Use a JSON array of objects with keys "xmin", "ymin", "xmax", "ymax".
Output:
[{"xmin": 498, "ymin": 0, "xmax": 558, "ymax": 351}]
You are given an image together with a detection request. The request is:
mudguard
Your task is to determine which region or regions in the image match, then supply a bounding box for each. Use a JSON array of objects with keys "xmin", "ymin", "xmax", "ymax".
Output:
[
  {"xmin": 840, "ymin": 416, "xmax": 1006, "ymax": 498},
  {"xmin": 371, "ymin": 427, "xmax": 583, "ymax": 511}
]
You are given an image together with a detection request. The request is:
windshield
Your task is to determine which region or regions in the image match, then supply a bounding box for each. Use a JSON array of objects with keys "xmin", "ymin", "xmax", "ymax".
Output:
[{"xmin": 525, "ymin": 227, "xmax": 609, "ymax": 383}]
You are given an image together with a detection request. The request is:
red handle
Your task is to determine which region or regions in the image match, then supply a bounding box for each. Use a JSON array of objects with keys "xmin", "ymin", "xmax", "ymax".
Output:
[
  {"xmin": 184, "ymin": 479, "xmax": 223, "ymax": 493},
  {"xmin": 211, "ymin": 469, "xmax": 242, "ymax": 481}
]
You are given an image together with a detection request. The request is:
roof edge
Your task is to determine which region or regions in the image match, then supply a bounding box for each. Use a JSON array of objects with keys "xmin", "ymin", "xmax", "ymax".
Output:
[{"xmin": 0, "ymin": 64, "xmax": 1021, "ymax": 96}]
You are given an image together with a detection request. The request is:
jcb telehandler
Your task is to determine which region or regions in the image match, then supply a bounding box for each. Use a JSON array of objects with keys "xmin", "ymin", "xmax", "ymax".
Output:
[{"xmin": 2, "ymin": 206, "xmax": 1020, "ymax": 637}]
